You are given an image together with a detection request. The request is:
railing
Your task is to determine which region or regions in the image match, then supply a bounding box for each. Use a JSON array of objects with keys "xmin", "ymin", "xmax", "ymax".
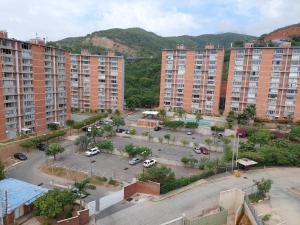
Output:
[{"xmin": 244, "ymin": 196, "xmax": 263, "ymax": 225}]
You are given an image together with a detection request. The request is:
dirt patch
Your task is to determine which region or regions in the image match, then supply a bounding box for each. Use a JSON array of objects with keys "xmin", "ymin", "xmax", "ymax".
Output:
[
  {"xmin": 40, "ymin": 164, "xmax": 121, "ymax": 188},
  {"xmin": 88, "ymin": 36, "xmax": 136, "ymax": 56}
]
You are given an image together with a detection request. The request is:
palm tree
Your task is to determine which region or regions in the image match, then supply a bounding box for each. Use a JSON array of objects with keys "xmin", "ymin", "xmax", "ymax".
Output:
[
  {"xmin": 73, "ymin": 179, "xmax": 95, "ymax": 209},
  {"xmin": 158, "ymin": 108, "xmax": 166, "ymax": 120},
  {"xmin": 75, "ymin": 135, "xmax": 90, "ymax": 152},
  {"xmin": 66, "ymin": 119, "xmax": 75, "ymax": 135},
  {"xmin": 195, "ymin": 112, "xmax": 203, "ymax": 122},
  {"xmin": 103, "ymin": 124, "xmax": 115, "ymax": 138},
  {"xmin": 176, "ymin": 108, "xmax": 185, "ymax": 119}
]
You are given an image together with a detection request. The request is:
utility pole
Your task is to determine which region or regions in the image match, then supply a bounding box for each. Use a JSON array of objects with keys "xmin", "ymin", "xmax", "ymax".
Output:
[{"xmin": 231, "ymin": 131, "xmax": 236, "ymax": 173}]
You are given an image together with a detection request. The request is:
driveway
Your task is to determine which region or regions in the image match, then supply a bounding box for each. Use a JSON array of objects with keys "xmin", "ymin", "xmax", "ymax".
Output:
[{"xmin": 97, "ymin": 167, "xmax": 300, "ymax": 225}]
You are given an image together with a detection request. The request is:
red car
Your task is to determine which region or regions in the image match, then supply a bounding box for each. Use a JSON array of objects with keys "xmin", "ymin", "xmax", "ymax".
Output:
[{"xmin": 193, "ymin": 147, "xmax": 209, "ymax": 155}]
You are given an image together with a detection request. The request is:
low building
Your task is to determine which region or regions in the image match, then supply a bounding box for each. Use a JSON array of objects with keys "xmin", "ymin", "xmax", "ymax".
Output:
[{"xmin": 0, "ymin": 178, "xmax": 48, "ymax": 224}]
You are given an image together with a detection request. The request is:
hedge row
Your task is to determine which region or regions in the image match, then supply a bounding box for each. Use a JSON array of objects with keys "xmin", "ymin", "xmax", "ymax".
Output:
[
  {"xmin": 211, "ymin": 126, "xmax": 225, "ymax": 132},
  {"xmin": 160, "ymin": 170, "xmax": 215, "ymax": 194},
  {"xmin": 72, "ymin": 113, "xmax": 108, "ymax": 129},
  {"xmin": 19, "ymin": 130, "xmax": 66, "ymax": 148}
]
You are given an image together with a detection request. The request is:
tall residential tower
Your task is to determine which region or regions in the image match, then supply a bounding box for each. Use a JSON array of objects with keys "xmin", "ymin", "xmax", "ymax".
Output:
[
  {"xmin": 70, "ymin": 50, "xmax": 124, "ymax": 113},
  {"xmin": 224, "ymin": 42, "xmax": 300, "ymax": 122},
  {"xmin": 159, "ymin": 44, "xmax": 224, "ymax": 115},
  {"xmin": 0, "ymin": 31, "xmax": 71, "ymax": 140}
]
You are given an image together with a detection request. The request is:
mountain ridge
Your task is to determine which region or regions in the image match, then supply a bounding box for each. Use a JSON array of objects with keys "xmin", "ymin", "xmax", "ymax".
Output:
[{"xmin": 51, "ymin": 27, "xmax": 256, "ymax": 57}]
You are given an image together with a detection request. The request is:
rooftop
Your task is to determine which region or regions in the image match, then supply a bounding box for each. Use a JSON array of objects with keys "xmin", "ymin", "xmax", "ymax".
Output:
[{"xmin": 0, "ymin": 178, "xmax": 48, "ymax": 216}]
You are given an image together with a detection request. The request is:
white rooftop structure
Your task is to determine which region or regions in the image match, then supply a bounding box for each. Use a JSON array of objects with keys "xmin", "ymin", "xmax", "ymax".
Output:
[
  {"xmin": 142, "ymin": 111, "xmax": 159, "ymax": 116},
  {"xmin": 237, "ymin": 158, "xmax": 258, "ymax": 167}
]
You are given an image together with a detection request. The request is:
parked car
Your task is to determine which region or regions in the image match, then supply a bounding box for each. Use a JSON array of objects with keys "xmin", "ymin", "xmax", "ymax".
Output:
[
  {"xmin": 143, "ymin": 159, "xmax": 157, "ymax": 168},
  {"xmin": 116, "ymin": 128, "xmax": 126, "ymax": 133},
  {"xmin": 128, "ymin": 158, "xmax": 143, "ymax": 165},
  {"xmin": 82, "ymin": 127, "xmax": 88, "ymax": 132},
  {"xmin": 87, "ymin": 127, "xmax": 92, "ymax": 132},
  {"xmin": 200, "ymin": 147, "xmax": 209, "ymax": 155},
  {"xmin": 36, "ymin": 143, "xmax": 48, "ymax": 151},
  {"xmin": 85, "ymin": 147, "xmax": 100, "ymax": 157},
  {"xmin": 154, "ymin": 126, "xmax": 161, "ymax": 131},
  {"xmin": 14, "ymin": 152, "xmax": 28, "ymax": 161},
  {"xmin": 71, "ymin": 187, "xmax": 88, "ymax": 198},
  {"xmin": 124, "ymin": 130, "xmax": 130, "ymax": 134},
  {"xmin": 186, "ymin": 131, "xmax": 193, "ymax": 135},
  {"xmin": 193, "ymin": 147, "xmax": 202, "ymax": 154}
]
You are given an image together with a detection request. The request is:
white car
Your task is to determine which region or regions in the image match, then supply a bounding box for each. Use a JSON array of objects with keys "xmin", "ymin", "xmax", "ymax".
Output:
[
  {"xmin": 85, "ymin": 147, "xmax": 100, "ymax": 156},
  {"xmin": 143, "ymin": 159, "xmax": 157, "ymax": 168}
]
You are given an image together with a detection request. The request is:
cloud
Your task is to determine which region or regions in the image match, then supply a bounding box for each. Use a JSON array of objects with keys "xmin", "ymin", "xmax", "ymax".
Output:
[{"xmin": 0, "ymin": 0, "xmax": 299, "ymax": 40}]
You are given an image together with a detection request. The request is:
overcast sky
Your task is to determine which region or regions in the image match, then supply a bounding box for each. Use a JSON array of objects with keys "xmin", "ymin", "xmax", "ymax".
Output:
[{"xmin": 1, "ymin": 0, "xmax": 300, "ymax": 41}]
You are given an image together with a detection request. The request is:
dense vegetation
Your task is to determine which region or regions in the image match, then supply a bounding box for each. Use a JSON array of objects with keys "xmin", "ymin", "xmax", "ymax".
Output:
[{"xmin": 125, "ymin": 58, "xmax": 161, "ymax": 109}]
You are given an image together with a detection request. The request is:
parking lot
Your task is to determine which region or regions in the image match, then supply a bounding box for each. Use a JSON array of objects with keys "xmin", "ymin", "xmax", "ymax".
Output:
[{"xmin": 54, "ymin": 135, "xmax": 222, "ymax": 183}]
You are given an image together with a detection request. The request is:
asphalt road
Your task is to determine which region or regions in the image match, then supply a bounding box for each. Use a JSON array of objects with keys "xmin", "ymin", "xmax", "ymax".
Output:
[
  {"xmin": 97, "ymin": 167, "xmax": 300, "ymax": 225},
  {"xmin": 6, "ymin": 139, "xmax": 110, "ymax": 202}
]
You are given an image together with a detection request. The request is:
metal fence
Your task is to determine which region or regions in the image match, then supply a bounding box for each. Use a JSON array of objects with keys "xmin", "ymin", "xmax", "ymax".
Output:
[{"xmin": 244, "ymin": 196, "xmax": 263, "ymax": 225}]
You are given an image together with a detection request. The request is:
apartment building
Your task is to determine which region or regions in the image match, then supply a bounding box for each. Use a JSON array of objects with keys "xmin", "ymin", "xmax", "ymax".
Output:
[
  {"xmin": 224, "ymin": 42, "xmax": 300, "ymax": 122},
  {"xmin": 159, "ymin": 44, "xmax": 224, "ymax": 115},
  {"xmin": 0, "ymin": 31, "xmax": 71, "ymax": 140},
  {"xmin": 70, "ymin": 50, "xmax": 124, "ymax": 112}
]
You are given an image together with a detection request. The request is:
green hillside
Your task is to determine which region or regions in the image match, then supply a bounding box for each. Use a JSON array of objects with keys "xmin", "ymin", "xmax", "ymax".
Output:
[{"xmin": 53, "ymin": 28, "xmax": 255, "ymax": 57}]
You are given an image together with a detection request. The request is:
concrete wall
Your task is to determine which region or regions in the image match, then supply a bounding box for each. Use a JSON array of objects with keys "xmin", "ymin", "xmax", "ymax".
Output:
[
  {"xmin": 99, "ymin": 189, "xmax": 124, "ymax": 212},
  {"xmin": 185, "ymin": 210, "xmax": 228, "ymax": 225},
  {"xmin": 124, "ymin": 181, "xmax": 160, "ymax": 199},
  {"xmin": 219, "ymin": 188, "xmax": 245, "ymax": 214},
  {"xmin": 56, "ymin": 209, "xmax": 89, "ymax": 225}
]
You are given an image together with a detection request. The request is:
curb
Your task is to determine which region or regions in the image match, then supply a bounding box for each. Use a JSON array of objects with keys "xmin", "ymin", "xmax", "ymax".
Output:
[{"xmin": 4, "ymin": 161, "xmax": 22, "ymax": 171}]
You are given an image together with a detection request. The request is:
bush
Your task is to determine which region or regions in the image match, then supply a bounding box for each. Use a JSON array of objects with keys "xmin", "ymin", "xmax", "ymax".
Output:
[
  {"xmin": 162, "ymin": 120, "xmax": 185, "ymax": 130},
  {"xmin": 19, "ymin": 130, "xmax": 66, "ymax": 149},
  {"xmin": 108, "ymin": 178, "xmax": 119, "ymax": 186},
  {"xmin": 185, "ymin": 122, "xmax": 198, "ymax": 129},
  {"xmin": 96, "ymin": 140, "xmax": 113, "ymax": 152},
  {"xmin": 73, "ymin": 113, "xmax": 108, "ymax": 129},
  {"xmin": 129, "ymin": 129, "xmax": 136, "ymax": 135},
  {"xmin": 211, "ymin": 126, "xmax": 225, "ymax": 132}
]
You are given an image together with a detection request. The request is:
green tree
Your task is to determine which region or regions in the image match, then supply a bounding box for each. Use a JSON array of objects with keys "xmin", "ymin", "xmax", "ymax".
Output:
[
  {"xmin": 46, "ymin": 143, "xmax": 64, "ymax": 160},
  {"xmin": 254, "ymin": 178, "xmax": 273, "ymax": 198},
  {"xmin": 75, "ymin": 135, "xmax": 90, "ymax": 152},
  {"xmin": 126, "ymin": 96, "xmax": 140, "ymax": 111},
  {"xmin": 34, "ymin": 189, "xmax": 76, "ymax": 219},
  {"xmin": 88, "ymin": 127, "xmax": 103, "ymax": 144},
  {"xmin": 137, "ymin": 146, "xmax": 152, "ymax": 158},
  {"xmin": 185, "ymin": 122, "xmax": 198, "ymax": 129},
  {"xmin": 96, "ymin": 140, "xmax": 113, "ymax": 153},
  {"xmin": 176, "ymin": 108, "xmax": 185, "ymax": 118},
  {"xmin": 139, "ymin": 165, "xmax": 175, "ymax": 184},
  {"xmin": 248, "ymin": 130, "xmax": 272, "ymax": 146},
  {"xmin": 124, "ymin": 144, "xmax": 138, "ymax": 157},
  {"xmin": 103, "ymin": 124, "xmax": 115, "ymax": 138},
  {"xmin": 112, "ymin": 115, "xmax": 125, "ymax": 130},
  {"xmin": 290, "ymin": 125, "xmax": 300, "ymax": 138},
  {"xmin": 181, "ymin": 157, "xmax": 189, "ymax": 167},
  {"xmin": 163, "ymin": 120, "xmax": 185, "ymax": 130},
  {"xmin": 164, "ymin": 134, "xmax": 171, "ymax": 144},
  {"xmin": 73, "ymin": 179, "xmax": 96, "ymax": 209},
  {"xmin": 48, "ymin": 123, "xmax": 59, "ymax": 131},
  {"xmin": 195, "ymin": 112, "xmax": 203, "ymax": 122},
  {"xmin": 158, "ymin": 108, "xmax": 167, "ymax": 120},
  {"xmin": 66, "ymin": 119, "xmax": 75, "ymax": 135},
  {"xmin": 0, "ymin": 161, "xmax": 5, "ymax": 180},
  {"xmin": 226, "ymin": 111, "xmax": 235, "ymax": 129}
]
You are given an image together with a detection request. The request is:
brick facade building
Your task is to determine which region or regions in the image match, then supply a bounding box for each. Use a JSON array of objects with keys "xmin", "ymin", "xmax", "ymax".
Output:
[
  {"xmin": 224, "ymin": 42, "xmax": 300, "ymax": 122},
  {"xmin": 70, "ymin": 50, "xmax": 124, "ymax": 112},
  {"xmin": 0, "ymin": 31, "xmax": 71, "ymax": 140},
  {"xmin": 159, "ymin": 44, "xmax": 224, "ymax": 115}
]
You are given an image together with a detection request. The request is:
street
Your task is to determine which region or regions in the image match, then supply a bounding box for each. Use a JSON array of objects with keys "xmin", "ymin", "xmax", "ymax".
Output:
[{"xmin": 97, "ymin": 167, "xmax": 300, "ymax": 225}]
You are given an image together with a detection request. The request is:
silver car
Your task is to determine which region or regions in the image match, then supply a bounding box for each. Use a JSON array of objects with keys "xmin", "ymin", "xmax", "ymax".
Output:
[{"xmin": 128, "ymin": 158, "xmax": 142, "ymax": 165}]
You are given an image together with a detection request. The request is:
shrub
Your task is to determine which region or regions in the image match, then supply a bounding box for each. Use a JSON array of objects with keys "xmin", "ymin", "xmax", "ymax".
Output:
[
  {"xmin": 129, "ymin": 129, "xmax": 136, "ymax": 135},
  {"xmin": 185, "ymin": 122, "xmax": 198, "ymax": 129},
  {"xmin": 162, "ymin": 120, "xmax": 185, "ymax": 130},
  {"xmin": 211, "ymin": 126, "xmax": 225, "ymax": 132},
  {"xmin": 96, "ymin": 140, "xmax": 113, "ymax": 152},
  {"xmin": 73, "ymin": 113, "xmax": 108, "ymax": 129}
]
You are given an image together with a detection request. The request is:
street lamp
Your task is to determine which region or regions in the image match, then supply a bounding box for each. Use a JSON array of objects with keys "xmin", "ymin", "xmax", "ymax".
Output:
[{"xmin": 90, "ymin": 160, "xmax": 96, "ymax": 176}]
